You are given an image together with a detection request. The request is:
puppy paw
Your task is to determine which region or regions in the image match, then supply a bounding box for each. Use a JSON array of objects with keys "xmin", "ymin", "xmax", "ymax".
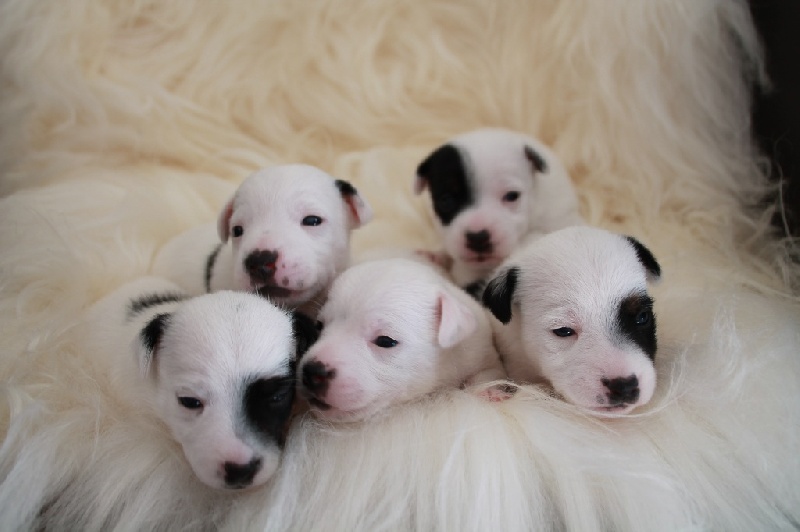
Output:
[{"xmin": 477, "ymin": 383, "xmax": 518, "ymax": 403}]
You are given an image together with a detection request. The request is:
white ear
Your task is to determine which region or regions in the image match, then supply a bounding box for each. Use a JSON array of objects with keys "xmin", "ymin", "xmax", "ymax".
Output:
[
  {"xmin": 216, "ymin": 195, "xmax": 235, "ymax": 242},
  {"xmin": 334, "ymin": 180, "xmax": 374, "ymax": 229},
  {"xmin": 413, "ymin": 175, "xmax": 427, "ymax": 195},
  {"xmin": 436, "ymin": 289, "xmax": 477, "ymax": 349}
]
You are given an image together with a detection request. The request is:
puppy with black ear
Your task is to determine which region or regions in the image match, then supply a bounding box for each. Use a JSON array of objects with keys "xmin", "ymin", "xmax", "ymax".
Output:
[
  {"xmin": 152, "ymin": 164, "xmax": 373, "ymax": 314},
  {"xmin": 84, "ymin": 277, "xmax": 319, "ymax": 490},
  {"xmin": 482, "ymin": 226, "xmax": 661, "ymax": 414},
  {"xmin": 415, "ymin": 127, "xmax": 584, "ymax": 289}
]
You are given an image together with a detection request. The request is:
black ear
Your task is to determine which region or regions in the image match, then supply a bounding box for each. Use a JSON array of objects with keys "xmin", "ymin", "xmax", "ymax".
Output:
[
  {"xmin": 414, "ymin": 144, "xmax": 462, "ymax": 195},
  {"xmin": 481, "ymin": 267, "xmax": 519, "ymax": 324},
  {"xmin": 136, "ymin": 312, "xmax": 171, "ymax": 377},
  {"xmin": 291, "ymin": 312, "xmax": 319, "ymax": 362},
  {"xmin": 334, "ymin": 179, "xmax": 358, "ymax": 197},
  {"xmin": 625, "ymin": 236, "xmax": 661, "ymax": 282},
  {"xmin": 524, "ymin": 145, "xmax": 548, "ymax": 174}
]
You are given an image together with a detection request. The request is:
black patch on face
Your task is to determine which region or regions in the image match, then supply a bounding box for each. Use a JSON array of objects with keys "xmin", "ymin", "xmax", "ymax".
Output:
[
  {"xmin": 243, "ymin": 375, "xmax": 296, "ymax": 447},
  {"xmin": 481, "ymin": 267, "xmax": 519, "ymax": 324},
  {"xmin": 128, "ymin": 293, "xmax": 186, "ymax": 319},
  {"xmin": 615, "ymin": 293, "xmax": 657, "ymax": 360},
  {"xmin": 139, "ymin": 312, "xmax": 171, "ymax": 372},
  {"xmin": 205, "ymin": 242, "xmax": 224, "ymax": 293},
  {"xmin": 524, "ymin": 145, "xmax": 548, "ymax": 174},
  {"xmin": 334, "ymin": 179, "xmax": 358, "ymax": 197},
  {"xmin": 416, "ymin": 144, "xmax": 474, "ymax": 226},
  {"xmin": 291, "ymin": 312, "xmax": 320, "ymax": 364},
  {"xmin": 625, "ymin": 236, "xmax": 661, "ymax": 280}
]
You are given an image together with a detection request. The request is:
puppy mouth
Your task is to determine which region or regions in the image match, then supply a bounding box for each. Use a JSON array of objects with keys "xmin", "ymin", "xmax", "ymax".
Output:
[
  {"xmin": 255, "ymin": 285, "xmax": 295, "ymax": 299},
  {"xmin": 462, "ymin": 254, "xmax": 500, "ymax": 265},
  {"xmin": 307, "ymin": 396, "xmax": 331, "ymax": 411}
]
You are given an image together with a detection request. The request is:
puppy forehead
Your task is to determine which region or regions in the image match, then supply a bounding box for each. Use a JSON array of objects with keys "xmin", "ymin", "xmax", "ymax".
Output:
[
  {"xmin": 453, "ymin": 129, "xmax": 534, "ymax": 179},
  {"xmin": 234, "ymin": 166, "xmax": 342, "ymax": 214}
]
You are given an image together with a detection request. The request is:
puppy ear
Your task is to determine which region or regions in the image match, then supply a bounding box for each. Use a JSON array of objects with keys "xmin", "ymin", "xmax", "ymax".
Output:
[
  {"xmin": 291, "ymin": 312, "xmax": 319, "ymax": 362},
  {"xmin": 524, "ymin": 145, "xmax": 548, "ymax": 174},
  {"xmin": 217, "ymin": 195, "xmax": 235, "ymax": 243},
  {"xmin": 334, "ymin": 179, "xmax": 374, "ymax": 228},
  {"xmin": 481, "ymin": 267, "xmax": 519, "ymax": 324},
  {"xmin": 625, "ymin": 236, "xmax": 661, "ymax": 282},
  {"xmin": 415, "ymin": 144, "xmax": 459, "ymax": 195},
  {"xmin": 436, "ymin": 289, "xmax": 477, "ymax": 349},
  {"xmin": 134, "ymin": 313, "xmax": 171, "ymax": 378}
]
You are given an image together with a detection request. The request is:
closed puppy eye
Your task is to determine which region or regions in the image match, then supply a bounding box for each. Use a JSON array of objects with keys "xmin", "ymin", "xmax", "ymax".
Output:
[
  {"xmin": 302, "ymin": 215, "xmax": 323, "ymax": 226},
  {"xmin": 635, "ymin": 309, "xmax": 652, "ymax": 326},
  {"xmin": 502, "ymin": 191, "xmax": 521, "ymax": 203},
  {"xmin": 373, "ymin": 335, "xmax": 399, "ymax": 348},
  {"xmin": 269, "ymin": 387, "xmax": 292, "ymax": 405},
  {"xmin": 232, "ymin": 225, "xmax": 244, "ymax": 237},
  {"xmin": 551, "ymin": 327, "xmax": 576, "ymax": 338},
  {"xmin": 177, "ymin": 396, "xmax": 204, "ymax": 410}
]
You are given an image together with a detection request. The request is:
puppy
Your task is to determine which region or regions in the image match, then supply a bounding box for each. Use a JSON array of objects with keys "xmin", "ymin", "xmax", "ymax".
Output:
[
  {"xmin": 152, "ymin": 164, "xmax": 372, "ymax": 312},
  {"xmin": 414, "ymin": 127, "xmax": 583, "ymax": 289},
  {"xmin": 481, "ymin": 226, "xmax": 661, "ymax": 414},
  {"xmin": 84, "ymin": 277, "xmax": 318, "ymax": 490},
  {"xmin": 297, "ymin": 258, "xmax": 506, "ymax": 422}
]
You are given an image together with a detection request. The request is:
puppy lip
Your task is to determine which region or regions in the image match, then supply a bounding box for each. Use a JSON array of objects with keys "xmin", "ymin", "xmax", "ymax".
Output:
[
  {"xmin": 255, "ymin": 285, "xmax": 295, "ymax": 299},
  {"xmin": 308, "ymin": 396, "xmax": 331, "ymax": 411}
]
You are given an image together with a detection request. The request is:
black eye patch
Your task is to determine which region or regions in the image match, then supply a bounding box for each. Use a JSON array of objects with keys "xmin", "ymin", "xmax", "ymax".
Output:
[
  {"xmin": 243, "ymin": 375, "xmax": 296, "ymax": 447},
  {"xmin": 416, "ymin": 144, "xmax": 475, "ymax": 226},
  {"xmin": 614, "ymin": 293, "xmax": 657, "ymax": 360}
]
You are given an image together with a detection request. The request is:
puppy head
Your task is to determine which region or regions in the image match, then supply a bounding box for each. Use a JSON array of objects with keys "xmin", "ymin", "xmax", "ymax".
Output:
[
  {"xmin": 415, "ymin": 128, "xmax": 575, "ymax": 281},
  {"xmin": 216, "ymin": 164, "xmax": 372, "ymax": 307},
  {"xmin": 297, "ymin": 259, "xmax": 477, "ymax": 422},
  {"xmin": 133, "ymin": 291, "xmax": 317, "ymax": 490},
  {"xmin": 482, "ymin": 226, "xmax": 661, "ymax": 414}
]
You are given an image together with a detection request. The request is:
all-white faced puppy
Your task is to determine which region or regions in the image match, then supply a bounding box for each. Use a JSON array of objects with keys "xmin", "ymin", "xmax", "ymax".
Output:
[
  {"xmin": 415, "ymin": 127, "xmax": 584, "ymax": 289},
  {"xmin": 84, "ymin": 277, "xmax": 318, "ymax": 490},
  {"xmin": 152, "ymin": 164, "xmax": 372, "ymax": 311},
  {"xmin": 297, "ymin": 258, "xmax": 506, "ymax": 422},
  {"xmin": 481, "ymin": 226, "xmax": 661, "ymax": 414}
]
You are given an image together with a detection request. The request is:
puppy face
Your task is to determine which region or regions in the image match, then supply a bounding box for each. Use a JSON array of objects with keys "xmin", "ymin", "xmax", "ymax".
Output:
[
  {"xmin": 483, "ymin": 226, "xmax": 661, "ymax": 414},
  {"xmin": 297, "ymin": 259, "xmax": 476, "ymax": 422},
  {"xmin": 217, "ymin": 165, "xmax": 372, "ymax": 307},
  {"xmin": 133, "ymin": 291, "xmax": 317, "ymax": 490}
]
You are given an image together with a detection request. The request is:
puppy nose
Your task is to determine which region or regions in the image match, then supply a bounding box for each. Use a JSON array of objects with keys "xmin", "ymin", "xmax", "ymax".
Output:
[
  {"xmin": 465, "ymin": 230, "xmax": 493, "ymax": 253},
  {"xmin": 223, "ymin": 457, "xmax": 262, "ymax": 488},
  {"xmin": 302, "ymin": 360, "xmax": 335, "ymax": 394},
  {"xmin": 244, "ymin": 250, "xmax": 279, "ymax": 283},
  {"xmin": 602, "ymin": 375, "xmax": 640, "ymax": 405}
]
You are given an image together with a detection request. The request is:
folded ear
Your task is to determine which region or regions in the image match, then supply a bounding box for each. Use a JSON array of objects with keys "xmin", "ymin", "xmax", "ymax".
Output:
[
  {"xmin": 625, "ymin": 236, "xmax": 661, "ymax": 283},
  {"xmin": 436, "ymin": 289, "xmax": 477, "ymax": 349},
  {"xmin": 524, "ymin": 145, "xmax": 548, "ymax": 174},
  {"xmin": 133, "ymin": 313, "xmax": 171, "ymax": 378},
  {"xmin": 216, "ymin": 195, "xmax": 236, "ymax": 243},
  {"xmin": 334, "ymin": 179, "xmax": 373, "ymax": 229},
  {"xmin": 481, "ymin": 267, "xmax": 519, "ymax": 324},
  {"xmin": 415, "ymin": 144, "xmax": 460, "ymax": 195},
  {"xmin": 291, "ymin": 312, "xmax": 320, "ymax": 362}
]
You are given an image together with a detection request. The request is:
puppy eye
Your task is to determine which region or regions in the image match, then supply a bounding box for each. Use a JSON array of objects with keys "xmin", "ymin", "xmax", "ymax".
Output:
[
  {"xmin": 269, "ymin": 388, "xmax": 292, "ymax": 405},
  {"xmin": 177, "ymin": 396, "xmax": 204, "ymax": 410},
  {"xmin": 552, "ymin": 327, "xmax": 576, "ymax": 338},
  {"xmin": 302, "ymin": 215, "xmax": 323, "ymax": 227},
  {"xmin": 502, "ymin": 191, "xmax": 521, "ymax": 203},
  {"xmin": 373, "ymin": 335, "xmax": 399, "ymax": 348},
  {"xmin": 635, "ymin": 309, "xmax": 652, "ymax": 326},
  {"xmin": 315, "ymin": 320, "xmax": 324, "ymax": 332},
  {"xmin": 232, "ymin": 225, "xmax": 244, "ymax": 238}
]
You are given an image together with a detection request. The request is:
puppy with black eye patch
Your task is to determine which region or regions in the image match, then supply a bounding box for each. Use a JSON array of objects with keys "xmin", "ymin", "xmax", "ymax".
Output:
[
  {"xmin": 415, "ymin": 127, "xmax": 584, "ymax": 290},
  {"xmin": 481, "ymin": 226, "xmax": 661, "ymax": 414},
  {"xmin": 297, "ymin": 258, "xmax": 506, "ymax": 422},
  {"xmin": 152, "ymin": 164, "xmax": 373, "ymax": 314},
  {"xmin": 83, "ymin": 277, "xmax": 318, "ymax": 490}
]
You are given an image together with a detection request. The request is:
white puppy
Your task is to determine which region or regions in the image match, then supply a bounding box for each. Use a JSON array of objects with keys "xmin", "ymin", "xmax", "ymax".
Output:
[
  {"xmin": 481, "ymin": 226, "xmax": 661, "ymax": 414},
  {"xmin": 297, "ymin": 258, "xmax": 506, "ymax": 422},
  {"xmin": 414, "ymin": 127, "xmax": 583, "ymax": 290},
  {"xmin": 84, "ymin": 277, "xmax": 318, "ymax": 490},
  {"xmin": 152, "ymin": 164, "xmax": 372, "ymax": 311}
]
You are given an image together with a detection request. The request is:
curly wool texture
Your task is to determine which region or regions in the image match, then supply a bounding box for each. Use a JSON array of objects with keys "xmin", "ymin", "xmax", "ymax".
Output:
[{"xmin": 0, "ymin": 0, "xmax": 798, "ymax": 530}]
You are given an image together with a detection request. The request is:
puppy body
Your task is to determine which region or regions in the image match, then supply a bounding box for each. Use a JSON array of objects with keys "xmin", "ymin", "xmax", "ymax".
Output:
[
  {"xmin": 298, "ymin": 258, "xmax": 505, "ymax": 422},
  {"xmin": 415, "ymin": 127, "xmax": 583, "ymax": 287},
  {"xmin": 482, "ymin": 226, "xmax": 661, "ymax": 414},
  {"xmin": 152, "ymin": 164, "xmax": 372, "ymax": 312}
]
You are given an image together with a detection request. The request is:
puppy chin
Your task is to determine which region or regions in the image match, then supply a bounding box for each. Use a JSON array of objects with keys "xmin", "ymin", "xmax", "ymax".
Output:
[{"xmin": 307, "ymin": 396, "xmax": 385, "ymax": 424}]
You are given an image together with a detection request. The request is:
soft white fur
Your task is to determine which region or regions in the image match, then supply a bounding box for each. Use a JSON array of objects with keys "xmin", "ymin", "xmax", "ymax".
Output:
[
  {"xmin": 152, "ymin": 164, "xmax": 372, "ymax": 311},
  {"xmin": 416, "ymin": 127, "xmax": 584, "ymax": 286},
  {"xmin": 1, "ymin": 1, "xmax": 798, "ymax": 531},
  {"xmin": 298, "ymin": 258, "xmax": 504, "ymax": 422}
]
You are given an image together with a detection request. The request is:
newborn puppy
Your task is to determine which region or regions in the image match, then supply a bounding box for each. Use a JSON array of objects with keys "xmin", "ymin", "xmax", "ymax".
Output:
[
  {"xmin": 297, "ymin": 258, "xmax": 506, "ymax": 422},
  {"xmin": 84, "ymin": 277, "xmax": 318, "ymax": 490},
  {"xmin": 414, "ymin": 127, "xmax": 583, "ymax": 289},
  {"xmin": 152, "ymin": 164, "xmax": 372, "ymax": 311},
  {"xmin": 481, "ymin": 226, "xmax": 661, "ymax": 414}
]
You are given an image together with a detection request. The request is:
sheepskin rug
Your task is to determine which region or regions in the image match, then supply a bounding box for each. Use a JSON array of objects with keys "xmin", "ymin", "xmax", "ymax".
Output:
[{"xmin": 1, "ymin": 0, "xmax": 798, "ymax": 530}]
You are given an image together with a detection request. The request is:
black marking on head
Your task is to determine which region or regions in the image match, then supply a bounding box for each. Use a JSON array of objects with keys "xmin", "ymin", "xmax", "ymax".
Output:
[
  {"xmin": 481, "ymin": 267, "xmax": 519, "ymax": 324},
  {"xmin": 615, "ymin": 293, "xmax": 657, "ymax": 360},
  {"xmin": 139, "ymin": 313, "xmax": 171, "ymax": 372},
  {"xmin": 416, "ymin": 144, "xmax": 474, "ymax": 226},
  {"xmin": 625, "ymin": 236, "xmax": 661, "ymax": 280},
  {"xmin": 292, "ymin": 312, "xmax": 320, "ymax": 365},
  {"xmin": 524, "ymin": 145, "xmax": 548, "ymax": 174},
  {"xmin": 464, "ymin": 279, "xmax": 487, "ymax": 301},
  {"xmin": 334, "ymin": 179, "xmax": 358, "ymax": 197},
  {"xmin": 128, "ymin": 293, "xmax": 186, "ymax": 319},
  {"xmin": 205, "ymin": 242, "xmax": 224, "ymax": 293},
  {"xmin": 243, "ymin": 375, "xmax": 296, "ymax": 447}
]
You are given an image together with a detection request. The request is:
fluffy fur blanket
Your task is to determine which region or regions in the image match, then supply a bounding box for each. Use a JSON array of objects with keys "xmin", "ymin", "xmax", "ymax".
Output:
[{"xmin": 1, "ymin": 1, "xmax": 798, "ymax": 530}]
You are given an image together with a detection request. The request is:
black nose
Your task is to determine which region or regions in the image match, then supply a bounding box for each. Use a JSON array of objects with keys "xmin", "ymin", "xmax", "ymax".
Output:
[
  {"xmin": 244, "ymin": 250, "xmax": 279, "ymax": 283},
  {"xmin": 602, "ymin": 375, "xmax": 640, "ymax": 405},
  {"xmin": 465, "ymin": 230, "xmax": 493, "ymax": 253},
  {"xmin": 302, "ymin": 360, "xmax": 335, "ymax": 395},
  {"xmin": 224, "ymin": 457, "xmax": 262, "ymax": 488}
]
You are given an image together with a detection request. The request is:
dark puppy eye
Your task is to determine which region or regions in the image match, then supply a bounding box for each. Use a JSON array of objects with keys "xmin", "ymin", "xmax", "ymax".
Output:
[
  {"xmin": 178, "ymin": 396, "xmax": 204, "ymax": 410},
  {"xmin": 635, "ymin": 309, "xmax": 652, "ymax": 326},
  {"xmin": 373, "ymin": 335, "xmax": 399, "ymax": 348},
  {"xmin": 302, "ymin": 215, "xmax": 323, "ymax": 226},
  {"xmin": 315, "ymin": 320, "xmax": 324, "ymax": 331},
  {"xmin": 552, "ymin": 327, "xmax": 576, "ymax": 338},
  {"xmin": 269, "ymin": 387, "xmax": 292, "ymax": 404},
  {"xmin": 502, "ymin": 191, "xmax": 520, "ymax": 203},
  {"xmin": 232, "ymin": 225, "xmax": 244, "ymax": 238}
]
